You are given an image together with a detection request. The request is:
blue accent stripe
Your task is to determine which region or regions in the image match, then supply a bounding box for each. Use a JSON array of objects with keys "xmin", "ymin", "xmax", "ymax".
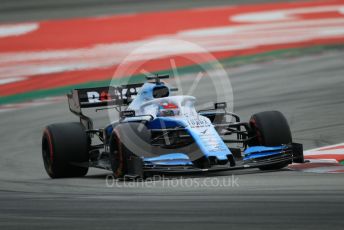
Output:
[
  {"xmin": 144, "ymin": 153, "xmax": 193, "ymax": 166},
  {"xmin": 243, "ymin": 151, "xmax": 284, "ymax": 160},
  {"xmin": 244, "ymin": 145, "xmax": 287, "ymax": 156}
]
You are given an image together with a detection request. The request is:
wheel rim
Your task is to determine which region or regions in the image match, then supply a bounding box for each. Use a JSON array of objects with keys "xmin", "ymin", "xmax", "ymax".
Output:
[{"xmin": 111, "ymin": 132, "xmax": 124, "ymax": 177}]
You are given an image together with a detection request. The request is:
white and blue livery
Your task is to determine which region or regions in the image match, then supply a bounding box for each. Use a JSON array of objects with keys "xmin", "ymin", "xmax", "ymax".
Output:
[{"xmin": 41, "ymin": 74, "xmax": 305, "ymax": 179}]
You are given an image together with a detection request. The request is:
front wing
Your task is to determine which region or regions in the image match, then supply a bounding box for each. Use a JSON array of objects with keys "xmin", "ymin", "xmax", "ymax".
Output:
[{"xmin": 124, "ymin": 143, "xmax": 304, "ymax": 177}]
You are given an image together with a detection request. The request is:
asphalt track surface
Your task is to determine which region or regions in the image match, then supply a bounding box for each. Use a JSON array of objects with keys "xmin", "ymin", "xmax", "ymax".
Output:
[
  {"xmin": 1, "ymin": 50, "xmax": 344, "ymax": 229},
  {"xmin": 1, "ymin": 1, "xmax": 344, "ymax": 230}
]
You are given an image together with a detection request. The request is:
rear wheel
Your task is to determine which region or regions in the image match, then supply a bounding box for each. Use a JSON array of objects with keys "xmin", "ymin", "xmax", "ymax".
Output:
[
  {"xmin": 42, "ymin": 122, "xmax": 89, "ymax": 178},
  {"xmin": 249, "ymin": 111, "xmax": 292, "ymax": 170}
]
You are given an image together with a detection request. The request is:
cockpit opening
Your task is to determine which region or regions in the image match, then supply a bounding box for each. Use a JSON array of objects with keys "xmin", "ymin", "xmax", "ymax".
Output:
[{"xmin": 153, "ymin": 86, "xmax": 169, "ymax": 98}]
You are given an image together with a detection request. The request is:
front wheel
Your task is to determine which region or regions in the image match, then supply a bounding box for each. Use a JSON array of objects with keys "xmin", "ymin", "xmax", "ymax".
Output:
[
  {"xmin": 109, "ymin": 122, "xmax": 150, "ymax": 178},
  {"xmin": 249, "ymin": 111, "xmax": 292, "ymax": 170}
]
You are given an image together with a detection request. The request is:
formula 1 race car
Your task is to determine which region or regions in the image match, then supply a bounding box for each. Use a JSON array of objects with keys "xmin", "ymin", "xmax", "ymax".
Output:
[{"xmin": 42, "ymin": 74, "xmax": 304, "ymax": 178}]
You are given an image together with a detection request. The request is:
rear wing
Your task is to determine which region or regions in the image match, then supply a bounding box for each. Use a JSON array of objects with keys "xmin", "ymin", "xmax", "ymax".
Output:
[{"xmin": 67, "ymin": 83, "xmax": 143, "ymax": 129}]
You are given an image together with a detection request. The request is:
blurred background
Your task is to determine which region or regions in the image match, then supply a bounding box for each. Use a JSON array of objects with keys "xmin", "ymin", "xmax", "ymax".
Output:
[{"xmin": 0, "ymin": 0, "xmax": 344, "ymax": 229}]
